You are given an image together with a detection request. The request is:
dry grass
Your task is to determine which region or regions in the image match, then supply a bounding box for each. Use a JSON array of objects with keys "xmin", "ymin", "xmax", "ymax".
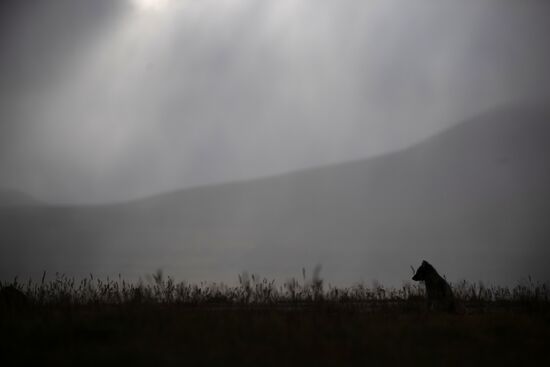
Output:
[
  {"xmin": 3, "ymin": 270, "xmax": 549, "ymax": 308},
  {"xmin": 1, "ymin": 272, "xmax": 549, "ymax": 366}
]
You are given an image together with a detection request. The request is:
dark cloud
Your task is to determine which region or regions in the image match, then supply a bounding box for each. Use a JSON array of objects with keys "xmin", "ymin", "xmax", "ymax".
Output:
[
  {"xmin": 0, "ymin": 0, "xmax": 127, "ymax": 97},
  {"xmin": 0, "ymin": 0, "xmax": 128, "ymax": 159}
]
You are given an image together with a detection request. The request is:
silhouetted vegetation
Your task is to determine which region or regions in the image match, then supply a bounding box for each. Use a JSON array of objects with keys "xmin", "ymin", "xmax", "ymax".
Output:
[{"xmin": 1, "ymin": 272, "xmax": 549, "ymax": 366}]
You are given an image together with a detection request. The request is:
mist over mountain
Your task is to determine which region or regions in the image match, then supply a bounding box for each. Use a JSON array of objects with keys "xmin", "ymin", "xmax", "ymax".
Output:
[
  {"xmin": 1, "ymin": 104, "xmax": 549, "ymax": 285},
  {"xmin": 0, "ymin": 189, "xmax": 41, "ymax": 207},
  {"xmin": 2, "ymin": 0, "xmax": 550, "ymax": 204}
]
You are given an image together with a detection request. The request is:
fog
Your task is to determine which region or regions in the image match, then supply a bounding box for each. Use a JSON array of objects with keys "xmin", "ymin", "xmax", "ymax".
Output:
[
  {"xmin": 1, "ymin": 1, "xmax": 549, "ymax": 286},
  {"xmin": 1, "ymin": 0, "xmax": 549, "ymax": 204}
]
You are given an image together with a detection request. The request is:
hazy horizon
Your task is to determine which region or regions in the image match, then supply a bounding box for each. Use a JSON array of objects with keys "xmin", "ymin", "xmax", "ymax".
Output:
[{"xmin": 0, "ymin": 100, "xmax": 546, "ymax": 206}]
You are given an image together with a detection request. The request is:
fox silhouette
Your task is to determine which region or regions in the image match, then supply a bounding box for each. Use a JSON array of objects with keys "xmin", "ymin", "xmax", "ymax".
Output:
[{"xmin": 412, "ymin": 260, "xmax": 455, "ymax": 312}]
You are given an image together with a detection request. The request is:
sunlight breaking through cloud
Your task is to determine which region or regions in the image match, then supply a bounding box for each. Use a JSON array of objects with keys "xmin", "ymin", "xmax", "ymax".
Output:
[
  {"xmin": 131, "ymin": 0, "xmax": 173, "ymax": 12},
  {"xmin": 1, "ymin": 0, "xmax": 549, "ymax": 203}
]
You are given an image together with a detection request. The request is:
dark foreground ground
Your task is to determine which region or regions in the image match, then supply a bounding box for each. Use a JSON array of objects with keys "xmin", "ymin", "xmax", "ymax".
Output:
[
  {"xmin": 2, "ymin": 304, "xmax": 549, "ymax": 366},
  {"xmin": 1, "ymin": 275, "xmax": 549, "ymax": 366}
]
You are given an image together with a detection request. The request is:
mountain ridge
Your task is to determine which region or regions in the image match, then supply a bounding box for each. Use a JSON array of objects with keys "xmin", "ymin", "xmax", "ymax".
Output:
[{"xmin": 1, "ymin": 104, "xmax": 549, "ymax": 285}]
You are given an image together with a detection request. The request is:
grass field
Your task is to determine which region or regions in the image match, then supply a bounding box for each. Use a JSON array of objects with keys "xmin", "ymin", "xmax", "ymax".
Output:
[{"xmin": 1, "ymin": 272, "xmax": 549, "ymax": 366}]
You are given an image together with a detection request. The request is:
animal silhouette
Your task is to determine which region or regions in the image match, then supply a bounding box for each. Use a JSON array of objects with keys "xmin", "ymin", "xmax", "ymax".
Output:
[{"xmin": 412, "ymin": 260, "xmax": 455, "ymax": 312}]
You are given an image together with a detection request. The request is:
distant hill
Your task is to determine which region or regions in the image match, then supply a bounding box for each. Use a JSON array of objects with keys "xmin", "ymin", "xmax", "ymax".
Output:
[
  {"xmin": 0, "ymin": 189, "xmax": 41, "ymax": 207},
  {"xmin": 1, "ymin": 104, "xmax": 549, "ymax": 285}
]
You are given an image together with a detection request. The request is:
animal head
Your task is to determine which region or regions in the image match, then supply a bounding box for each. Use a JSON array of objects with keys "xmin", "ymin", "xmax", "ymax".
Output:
[{"xmin": 412, "ymin": 260, "xmax": 435, "ymax": 281}]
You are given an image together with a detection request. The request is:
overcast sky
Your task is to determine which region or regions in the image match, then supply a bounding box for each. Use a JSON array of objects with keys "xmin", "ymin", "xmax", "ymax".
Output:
[{"xmin": 1, "ymin": 0, "xmax": 549, "ymax": 204}]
